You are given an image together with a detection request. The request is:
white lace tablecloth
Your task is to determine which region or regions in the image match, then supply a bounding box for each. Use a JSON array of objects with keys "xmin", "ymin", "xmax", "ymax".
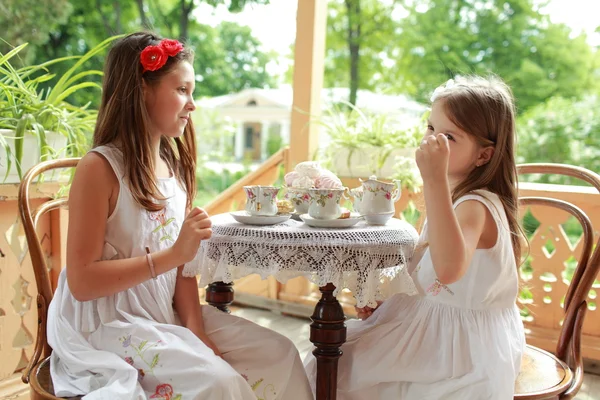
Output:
[{"xmin": 183, "ymin": 213, "xmax": 419, "ymax": 307}]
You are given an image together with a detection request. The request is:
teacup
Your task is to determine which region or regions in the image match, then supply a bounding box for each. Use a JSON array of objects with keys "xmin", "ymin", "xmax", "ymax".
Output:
[
  {"xmin": 307, "ymin": 188, "xmax": 348, "ymax": 220},
  {"xmin": 284, "ymin": 187, "xmax": 312, "ymax": 214},
  {"xmin": 244, "ymin": 185, "xmax": 279, "ymax": 216}
]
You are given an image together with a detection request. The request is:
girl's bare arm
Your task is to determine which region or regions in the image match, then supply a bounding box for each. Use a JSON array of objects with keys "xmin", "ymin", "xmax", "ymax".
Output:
[
  {"xmin": 423, "ymin": 180, "xmax": 491, "ymax": 284},
  {"xmin": 66, "ymin": 153, "xmax": 189, "ymax": 301}
]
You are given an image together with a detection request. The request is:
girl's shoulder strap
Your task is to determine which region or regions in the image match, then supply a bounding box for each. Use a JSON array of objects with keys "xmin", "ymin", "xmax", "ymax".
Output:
[{"xmin": 89, "ymin": 145, "xmax": 124, "ymax": 181}]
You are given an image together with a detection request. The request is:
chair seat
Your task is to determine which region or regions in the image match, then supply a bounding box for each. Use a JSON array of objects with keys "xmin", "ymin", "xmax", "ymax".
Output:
[
  {"xmin": 29, "ymin": 356, "xmax": 82, "ymax": 400},
  {"xmin": 514, "ymin": 344, "xmax": 573, "ymax": 399}
]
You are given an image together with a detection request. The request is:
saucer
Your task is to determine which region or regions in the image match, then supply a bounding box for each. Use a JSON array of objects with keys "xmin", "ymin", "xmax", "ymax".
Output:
[
  {"xmin": 300, "ymin": 214, "xmax": 362, "ymax": 229},
  {"xmin": 230, "ymin": 211, "xmax": 291, "ymax": 226},
  {"xmin": 362, "ymin": 211, "xmax": 395, "ymax": 225}
]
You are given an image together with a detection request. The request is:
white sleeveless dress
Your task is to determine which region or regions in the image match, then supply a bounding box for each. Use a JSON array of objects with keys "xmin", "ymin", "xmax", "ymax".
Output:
[
  {"xmin": 305, "ymin": 190, "xmax": 525, "ymax": 399},
  {"xmin": 48, "ymin": 145, "xmax": 313, "ymax": 400}
]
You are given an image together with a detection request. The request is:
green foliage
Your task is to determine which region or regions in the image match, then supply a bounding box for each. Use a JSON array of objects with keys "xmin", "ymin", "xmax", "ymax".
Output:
[
  {"xmin": 195, "ymin": 162, "xmax": 251, "ymax": 207},
  {"xmin": 197, "ymin": 164, "xmax": 249, "ymax": 194},
  {"xmin": 0, "ymin": 0, "xmax": 73, "ymax": 63},
  {"xmin": 315, "ymin": 101, "xmax": 422, "ymax": 151},
  {"xmin": 191, "ymin": 22, "xmax": 274, "ymax": 97},
  {"xmin": 193, "ymin": 107, "xmax": 236, "ymax": 161},
  {"xmin": 323, "ymin": 0, "xmax": 599, "ymax": 113},
  {"xmin": 314, "ymin": 102, "xmax": 423, "ymax": 187},
  {"xmin": 392, "ymin": 155, "xmax": 422, "ymax": 194},
  {"xmin": 323, "ymin": 0, "xmax": 398, "ymax": 104},
  {"xmin": 516, "ymin": 95, "xmax": 600, "ymax": 184},
  {"xmin": 21, "ymin": 0, "xmax": 275, "ymax": 108},
  {"xmin": 0, "ymin": 37, "xmax": 116, "ymax": 179},
  {"xmin": 266, "ymin": 131, "xmax": 283, "ymax": 157}
]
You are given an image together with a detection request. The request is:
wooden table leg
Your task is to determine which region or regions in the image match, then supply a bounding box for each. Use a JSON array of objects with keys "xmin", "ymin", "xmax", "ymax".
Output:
[
  {"xmin": 310, "ymin": 283, "xmax": 347, "ymax": 400},
  {"xmin": 206, "ymin": 281, "xmax": 234, "ymax": 313}
]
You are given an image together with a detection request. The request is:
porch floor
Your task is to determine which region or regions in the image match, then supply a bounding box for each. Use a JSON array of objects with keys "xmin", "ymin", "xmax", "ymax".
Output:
[{"xmin": 231, "ymin": 306, "xmax": 600, "ymax": 400}]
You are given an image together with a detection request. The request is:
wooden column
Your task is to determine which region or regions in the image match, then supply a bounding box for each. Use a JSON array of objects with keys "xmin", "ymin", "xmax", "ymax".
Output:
[{"xmin": 288, "ymin": 0, "xmax": 328, "ymax": 173}]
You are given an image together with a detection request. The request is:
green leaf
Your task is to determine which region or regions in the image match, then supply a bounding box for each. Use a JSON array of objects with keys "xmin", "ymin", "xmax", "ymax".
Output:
[
  {"xmin": 0, "ymin": 133, "xmax": 12, "ymax": 182},
  {"xmin": 47, "ymin": 35, "xmax": 121, "ymax": 105},
  {"xmin": 150, "ymin": 353, "xmax": 159, "ymax": 369},
  {"xmin": 163, "ymin": 217, "xmax": 175, "ymax": 226},
  {"xmin": 0, "ymin": 44, "xmax": 29, "ymax": 69},
  {"xmin": 13, "ymin": 115, "xmax": 30, "ymax": 179},
  {"xmin": 139, "ymin": 340, "xmax": 148, "ymax": 351},
  {"xmin": 50, "ymin": 82, "xmax": 102, "ymax": 105}
]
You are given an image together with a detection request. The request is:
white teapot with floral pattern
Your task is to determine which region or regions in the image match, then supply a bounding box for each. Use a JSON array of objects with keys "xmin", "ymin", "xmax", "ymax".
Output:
[{"xmin": 358, "ymin": 175, "xmax": 401, "ymax": 215}]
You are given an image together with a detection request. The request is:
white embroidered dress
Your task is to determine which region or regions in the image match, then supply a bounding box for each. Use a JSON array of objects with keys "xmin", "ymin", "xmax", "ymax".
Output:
[
  {"xmin": 305, "ymin": 190, "xmax": 526, "ymax": 400},
  {"xmin": 48, "ymin": 145, "xmax": 312, "ymax": 400}
]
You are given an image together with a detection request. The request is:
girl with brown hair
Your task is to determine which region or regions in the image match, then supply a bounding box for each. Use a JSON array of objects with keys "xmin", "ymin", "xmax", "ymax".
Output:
[
  {"xmin": 305, "ymin": 75, "xmax": 526, "ymax": 399},
  {"xmin": 47, "ymin": 32, "xmax": 312, "ymax": 400}
]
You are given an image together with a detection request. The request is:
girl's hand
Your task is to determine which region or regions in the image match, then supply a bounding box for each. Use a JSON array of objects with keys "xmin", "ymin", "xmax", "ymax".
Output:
[
  {"xmin": 173, "ymin": 207, "xmax": 212, "ymax": 264},
  {"xmin": 355, "ymin": 301, "xmax": 383, "ymax": 320},
  {"xmin": 415, "ymin": 133, "xmax": 450, "ymax": 183},
  {"xmin": 198, "ymin": 333, "xmax": 223, "ymax": 358}
]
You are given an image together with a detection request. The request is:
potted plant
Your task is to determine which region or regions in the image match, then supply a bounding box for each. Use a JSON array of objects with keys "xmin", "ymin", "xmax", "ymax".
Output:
[
  {"xmin": 0, "ymin": 36, "xmax": 117, "ymax": 182},
  {"xmin": 314, "ymin": 101, "xmax": 424, "ymax": 190}
]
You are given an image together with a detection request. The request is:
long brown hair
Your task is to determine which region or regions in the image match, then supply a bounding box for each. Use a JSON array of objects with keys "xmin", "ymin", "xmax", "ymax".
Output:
[
  {"xmin": 433, "ymin": 75, "xmax": 526, "ymax": 266},
  {"xmin": 93, "ymin": 32, "xmax": 197, "ymax": 211}
]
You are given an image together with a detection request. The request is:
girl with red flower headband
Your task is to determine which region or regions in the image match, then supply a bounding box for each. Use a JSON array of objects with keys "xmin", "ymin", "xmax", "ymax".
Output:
[{"xmin": 47, "ymin": 32, "xmax": 312, "ymax": 400}]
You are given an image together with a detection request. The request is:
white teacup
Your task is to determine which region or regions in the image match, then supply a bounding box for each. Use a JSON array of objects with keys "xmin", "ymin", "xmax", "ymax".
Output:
[
  {"xmin": 307, "ymin": 188, "xmax": 347, "ymax": 220},
  {"xmin": 244, "ymin": 185, "xmax": 279, "ymax": 216},
  {"xmin": 284, "ymin": 187, "xmax": 311, "ymax": 214}
]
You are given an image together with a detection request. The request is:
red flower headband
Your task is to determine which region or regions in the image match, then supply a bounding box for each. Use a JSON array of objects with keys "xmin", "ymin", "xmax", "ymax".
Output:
[{"xmin": 140, "ymin": 39, "xmax": 184, "ymax": 72}]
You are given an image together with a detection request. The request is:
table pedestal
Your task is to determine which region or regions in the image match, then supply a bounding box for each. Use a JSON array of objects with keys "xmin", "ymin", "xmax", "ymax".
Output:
[
  {"xmin": 206, "ymin": 281, "xmax": 234, "ymax": 313},
  {"xmin": 310, "ymin": 283, "xmax": 347, "ymax": 400}
]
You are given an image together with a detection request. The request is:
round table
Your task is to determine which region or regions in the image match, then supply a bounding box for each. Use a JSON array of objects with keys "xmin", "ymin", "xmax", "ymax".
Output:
[{"xmin": 183, "ymin": 213, "xmax": 419, "ymax": 400}]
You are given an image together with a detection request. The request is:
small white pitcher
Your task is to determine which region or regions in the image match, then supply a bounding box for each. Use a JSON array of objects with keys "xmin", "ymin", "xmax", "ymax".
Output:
[
  {"xmin": 359, "ymin": 175, "xmax": 401, "ymax": 215},
  {"xmin": 244, "ymin": 185, "xmax": 279, "ymax": 216}
]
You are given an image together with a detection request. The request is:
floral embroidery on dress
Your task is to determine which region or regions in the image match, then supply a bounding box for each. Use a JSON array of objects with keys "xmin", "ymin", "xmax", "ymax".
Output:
[
  {"xmin": 148, "ymin": 208, "xmax": 176, "ymax": 243},
  {"xmin": 242, "ymin": 372, "xmax": 277, "ymax": 400},
  {"xmin": 426, "ymin": 279, "xmax": 454, "ymax": 296},
  {"xmin": 119, "ymin": 335, "xmax": 163, "ymax": 380},
  {"xmin": 150, "ymin": 383, "xmax": 182, "ymax": 400},
  {"xmin": 120, "ymin": 336, "xmax": 183, "ymax": 397}
]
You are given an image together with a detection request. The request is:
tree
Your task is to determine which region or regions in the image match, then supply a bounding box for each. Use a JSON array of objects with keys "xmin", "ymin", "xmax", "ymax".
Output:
[
  {"xmin": 322, "ymin": 0, "xmax": 598, "ymax": 112},
  {"xmin": 181, "ymin": 0, "xmax": 270, "ymax": 41},
  {"xmin": 189, "ymin": 21, "xmax": 274, "ymax": 96},
  {"xmin": 324, "ymin": 0, "xmax": 398, "ymax": 105},
  {"xmin": 20, "ymin": 0, "xmax": 274, "ymax": 106},
  {"xmin": 517, "ymin": 95, "xmax": 600, "ymax": 184},
  {"xmin": 0, "ymin": 0, "xmax": 73, "ymax": 63},
  {"xmin": 389, "ymin": 0, "xmax": 598, "ymax": 111}
]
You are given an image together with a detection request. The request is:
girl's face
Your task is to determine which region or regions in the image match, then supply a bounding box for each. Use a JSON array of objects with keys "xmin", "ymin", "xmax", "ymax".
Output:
[
  {"xmin": 143, "ymin": 61, "xmax": 196, "ymax": 139},
  {"xmin": 424, "ymin": 100, "xmax": 493, "ymax": 185}
]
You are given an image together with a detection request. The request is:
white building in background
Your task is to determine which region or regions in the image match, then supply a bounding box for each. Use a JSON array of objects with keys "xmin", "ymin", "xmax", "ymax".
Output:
[{"xmin": 193, "ymin": 85, "xmax": 426, "ymax": 162}]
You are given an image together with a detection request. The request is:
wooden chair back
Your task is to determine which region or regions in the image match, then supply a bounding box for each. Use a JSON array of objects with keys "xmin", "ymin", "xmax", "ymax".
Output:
[
  {"xmin": 18, "ymin": 158, "xmax": 79, "ymax": 388},
  {"xmin": 517, "ymin": 163, "xmax": 600, "ymax": 398}
]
